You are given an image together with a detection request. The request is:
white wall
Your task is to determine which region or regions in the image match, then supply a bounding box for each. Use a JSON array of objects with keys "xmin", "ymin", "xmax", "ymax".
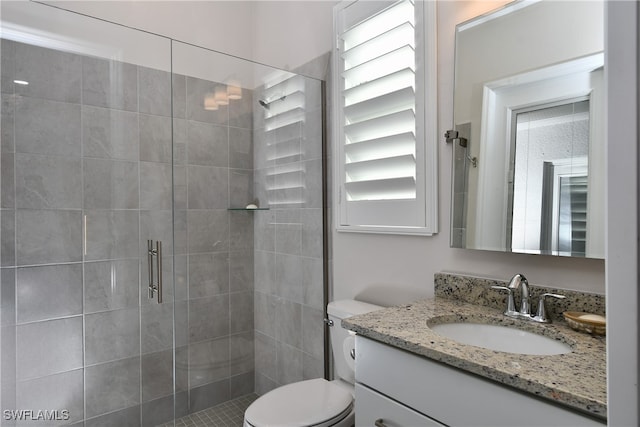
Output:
[
  {"xmin": 43, "ymin": 1, "xmax": 255, "ymax": 60},
  {"xmin": 332, "ymin": 1, "xmax": 606, "ymax": 303},
  {"xmin": 43, "ymin": 0, "xmax": 335, "ymax": 79}
]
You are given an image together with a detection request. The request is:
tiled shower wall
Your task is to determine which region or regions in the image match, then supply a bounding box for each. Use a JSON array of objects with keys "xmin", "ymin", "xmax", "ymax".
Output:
[
  {"xmin": 0, "ymin": 39, "xmax": 255, "ymax": 426},
  {"xmin": 252, "ymin": 76, "xmax": 325, "ymax": 395}
]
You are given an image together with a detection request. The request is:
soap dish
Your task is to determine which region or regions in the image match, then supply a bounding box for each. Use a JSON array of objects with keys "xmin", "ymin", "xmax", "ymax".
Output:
[{"xmin": 563, "ymin": 311, "xmax": 606, "ymax": 336}]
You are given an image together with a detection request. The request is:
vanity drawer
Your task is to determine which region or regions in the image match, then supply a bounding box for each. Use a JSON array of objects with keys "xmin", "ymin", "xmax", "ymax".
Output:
[{"xmin": 355, "ymin": 383, "xmax": 445, "ymax": 427}]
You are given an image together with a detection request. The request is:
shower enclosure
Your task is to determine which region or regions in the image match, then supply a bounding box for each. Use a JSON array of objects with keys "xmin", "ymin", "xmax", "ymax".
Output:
[{"xmin": 0, "ymin": 2, "xmax": 326, "ymax": 426}]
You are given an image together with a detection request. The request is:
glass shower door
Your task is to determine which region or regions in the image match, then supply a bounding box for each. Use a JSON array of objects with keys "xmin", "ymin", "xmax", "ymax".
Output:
[
  {"xmin": 0, "ymin": 2, "xmax": 178, "ymax": 426},
  {"xmin": 171, "ymin": 40, "xmax": 326, "ymax": 421}
]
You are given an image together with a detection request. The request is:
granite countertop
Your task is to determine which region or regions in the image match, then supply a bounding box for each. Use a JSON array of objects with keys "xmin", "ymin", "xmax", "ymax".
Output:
[{"xmin": 343, "ymin": 297, "xmax": 607, "ymax": 419}]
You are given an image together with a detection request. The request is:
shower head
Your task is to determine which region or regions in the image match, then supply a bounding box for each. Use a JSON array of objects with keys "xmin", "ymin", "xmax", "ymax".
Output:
[{"xmin": 258, "ymin": 95, "xmax": 287, "ymax": 110}]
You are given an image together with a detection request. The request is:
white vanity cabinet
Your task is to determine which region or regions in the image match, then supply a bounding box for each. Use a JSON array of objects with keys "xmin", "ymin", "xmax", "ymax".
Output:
[{"xmin": 354, "ymin": 336, "xmax": 606, "ymax": 427}]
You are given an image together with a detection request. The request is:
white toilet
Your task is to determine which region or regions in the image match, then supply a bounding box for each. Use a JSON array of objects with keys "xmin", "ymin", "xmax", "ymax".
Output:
[{"xmin": 243, "ymin": 299, "xmax": 382, "ymax": 427}]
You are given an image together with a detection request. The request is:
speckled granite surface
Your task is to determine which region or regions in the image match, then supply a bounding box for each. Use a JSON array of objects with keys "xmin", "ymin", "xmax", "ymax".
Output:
[{"xmin": 344, "ymin": 296, "xmax": 606, "ymax": 419}]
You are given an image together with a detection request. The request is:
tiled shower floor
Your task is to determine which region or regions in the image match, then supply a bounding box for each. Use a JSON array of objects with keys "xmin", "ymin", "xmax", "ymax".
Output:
[{"xmin": 159, "ymin": 394, "xmax": 258, "ymax": 427}]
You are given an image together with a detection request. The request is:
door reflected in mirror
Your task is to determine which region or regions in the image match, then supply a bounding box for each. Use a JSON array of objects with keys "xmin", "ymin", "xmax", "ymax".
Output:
[{"xmin": 451, "ymin": 0, "xmax": 604, "ymax": 259}]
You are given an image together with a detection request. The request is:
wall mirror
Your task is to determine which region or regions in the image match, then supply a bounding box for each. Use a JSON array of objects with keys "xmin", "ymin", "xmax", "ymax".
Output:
[{"xmin": 450, "ymin": 0, "xmax": 604, "ymax": 259}]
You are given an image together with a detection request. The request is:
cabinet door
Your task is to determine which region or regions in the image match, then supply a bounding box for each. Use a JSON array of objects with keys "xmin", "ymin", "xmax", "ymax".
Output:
[{"xmin": 355, "ymin": 383, "xmax": 446, "ymax": 427}]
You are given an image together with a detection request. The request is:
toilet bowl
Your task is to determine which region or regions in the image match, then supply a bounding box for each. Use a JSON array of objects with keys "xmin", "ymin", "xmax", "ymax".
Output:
[{"xmin": 243, "ymin": 300, "xmax": 382, "ymax": 427}]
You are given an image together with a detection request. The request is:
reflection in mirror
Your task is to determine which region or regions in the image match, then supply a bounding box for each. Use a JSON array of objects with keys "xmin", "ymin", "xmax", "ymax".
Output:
[{"xmin": 450, "ymin": 0, "xmax": 604, "ymax": 258}]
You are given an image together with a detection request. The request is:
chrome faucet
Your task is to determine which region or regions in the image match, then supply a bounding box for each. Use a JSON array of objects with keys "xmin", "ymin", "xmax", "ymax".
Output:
[
  {"xmin": 492, "ymin": 274, "xmax": 566, "ymax": 323},
  {"xmin": 507, "ymin": 273, "xmax": 530, "ymax": 317}
]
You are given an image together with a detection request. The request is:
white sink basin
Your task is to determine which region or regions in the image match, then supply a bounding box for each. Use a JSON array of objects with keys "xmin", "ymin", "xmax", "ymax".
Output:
[{"xmin": 430, "ymin": 322, "xmax": 572, "ymax": 355}]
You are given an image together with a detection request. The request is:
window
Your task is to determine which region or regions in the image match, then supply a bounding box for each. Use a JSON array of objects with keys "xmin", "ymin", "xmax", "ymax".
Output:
[{"xmin": 333, "ymin": 0, "xmax": 437, "ymax": 235}]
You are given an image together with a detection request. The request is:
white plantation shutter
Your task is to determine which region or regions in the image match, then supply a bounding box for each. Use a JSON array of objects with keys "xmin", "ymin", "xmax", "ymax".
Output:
[{"xmin": 334, "ymin": 0, "xmax": 437, "ymax": 234}]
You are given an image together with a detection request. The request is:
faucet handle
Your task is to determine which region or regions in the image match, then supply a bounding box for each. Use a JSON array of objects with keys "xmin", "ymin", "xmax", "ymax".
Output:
[
  {"xmin": 491, "ymin": 286, "xmax": 518, "ymax": 317},
  {"xmin": 532, "ymin": 293, "xmax": 566, "ymax": 323}
]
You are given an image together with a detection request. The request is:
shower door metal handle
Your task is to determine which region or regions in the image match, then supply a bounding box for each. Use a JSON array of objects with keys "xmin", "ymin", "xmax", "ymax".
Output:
[{"xmin": 147, "ymin": 240, "xmax": 163, "ymax": 303}]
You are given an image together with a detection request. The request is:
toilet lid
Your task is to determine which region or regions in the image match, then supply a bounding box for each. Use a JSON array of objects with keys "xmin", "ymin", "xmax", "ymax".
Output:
[{"xmin": 244, "ymin": 378, "xmax": 353, "ymax": 427}]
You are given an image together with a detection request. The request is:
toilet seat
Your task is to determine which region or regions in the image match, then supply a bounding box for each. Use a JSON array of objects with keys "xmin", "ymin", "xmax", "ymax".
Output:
[{"xmin": 244, "ymin": 378, "xmax": 353, "ymax": 427}]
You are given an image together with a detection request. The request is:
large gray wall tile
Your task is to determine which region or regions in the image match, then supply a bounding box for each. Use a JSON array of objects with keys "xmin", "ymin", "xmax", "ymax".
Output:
[
  {"xmin": 1, "ymin": 94, "xmax": 16, "ymax": 153},
  {"xmin": 15, "ymin": 154, "xmax": 81, "ymax": 209},
  {"xmin": 187, "ymin": 210, "xmax": 229, "ymax": 254},
  {"xmin": 84, "ymin": 260, "xmax": 139, "ymax": 314},
  {"xmin": 1, "ymin": 268, "xmax": 16, "ymax": 326},
  {"xmin": 301, "ymin": 209, "xmax": 323, "ymax": 258},
  {"xmin": 138, "ymin": 67, "xmax": 171, "ymax": 117},
  {"xmin": 1, "ymin": 209, "xmax": 15, "ymax": 266},
  {"xmin": 229, "ymin": 169, "xmax": 253, "ymax": 209},
  {"xmin": 85, "ymin": 405, "xmax": 141, "ymax": 427},
  {"xmin": 85, "ymin": 308, "xmax": 140, "ymax": 365},
  {"xmin": 139, "ymin": 115, "xmax": 172, "ymax": 163},
  {"xmin": 229, "ymin": 127, "xmax": 253, "ymax": 169},
  {"xmin": 254, "ymin": 250, "xmax": 275, "ymax": 295},
  {"xmin": 9, "ymin": 41, "xmax": 82, "ymax": 104},
  {"xmin": 275, "ymin": 253, "xmax": 303, "ymax": 303},
  {"xmin": 141, "ymin": 349, "xmax": 174, "ymax": 402},
  {"xmin": 140, "ymin": 162, "xmax": 172, "ymax": 210},
  {"xmin": 230, "ymin": 291, "xmax": 253, "ymax": 334},
  {"xmin": 303, "ymin": 159, "xmax": 323, "ymax": 208},
  {"xmin": 254, "ymin": 292, "xmax": 276, "ymax": 338},
  {"xmin": 16, "ymin": 209, "xmax": 82, "ymax": 265},
  {"xmin": 82, "ymin": 106, "xmax": 139, "ymax": 161},
  {"xmin": 275, "ymin": 298, "xmax": 301, "ymax": 348},
  {"xmin": 255, "ymin": 372, "xmax": 276, "ymax": 397},
  {"xmin": 141, "ymin": 394, "xmax": 177, "ymax": 427},
  {"xmin": 254, "ymin": 332, "xmax": 276, "ymax": 381},
  {"xmin": 16, "ymin": 369, "xmax": 84, "ymax": 426},
  {"xmin": 302, "ymin": 257, "xmax": 324, "ymax": 309},
  {"xmin": 16, "ymin": 263, "xmax": 82, "ymax": 323},
  {"xmin": 229, "ymin": 332, "xmax": 254, "ymax": 377},
  {"xmin": 189, "ymin": 379, "xmax": 230, "ymax": 413},
  {"xmin": 302, "ymin": 306, "xmax": 324, "ymax": 360},
  {"xmin": 276, "ymin": 341, "xmax": 303, "ymax": 386},
  {"xmin": 188, "ymin": 337, "xmax": 230, "ymax": 387},
  {"xmin": 2, "ymin": 153, "xmax": 15, "ymax": 208},
  {"xmin": 16, "ymin": 317, "xmax": 83, "ymax": 380},
  {"xmin": 172, "ymin": 74, "xmax": 187, "ymax": 119},
  {"xmin": 275, "ymin": 222, "xmax": 302, "ymax": 256},
  {"xmin": 302, "ymin": 353, "xmax": 323, "ymax": 381},
  {"xmin": 1, "ymin": 39, "xmax": 16, "ymax": 95},
  {"xmin": 230, "ymin": 371, "xmax": 255, "ymax": 399},
  {"xmin": 141, "ymin": 302, "xmax": 174, "ymax": 354},
  {"xmin": 187, "ymin": 166, "xmax": 228, "ymax": 209},
  {"xmin": 85, "ymin": 357, "xmax": 141, "ymax": 418},
  {"xmin": 15, "ymin": 97, "xmax": 81, "ymax": 157},
  {"xmin": 254, "ymin": 210, "xmax": 275, "ymax": 252},
  {"xmin": 230, "ymin": 250, "xmax": 253, "ymax": 293},
  {"xmin": 188, "ymin": 252, "xmax": 229, "ymax": 298},
  {"xmin": 84, "ymin": 210, "xmax": 139, "ymax": 261},
  {"xmin": 1, "ymin": 323, "xmax": 17, "ymax": 413},
  {"xmin": 82, "ymin": 56, "xmax": 137, "ymax": 111},
  {"xmin": 186, "ymin": 121, "xmax": 228, "ymax": 167},
  {"xmin": 188, "ymin": 295, "xmax": 229, "ymax": 343},
  {"xmin": 83, "ymin": 158, "xmax": 139, "ymax": 209}
]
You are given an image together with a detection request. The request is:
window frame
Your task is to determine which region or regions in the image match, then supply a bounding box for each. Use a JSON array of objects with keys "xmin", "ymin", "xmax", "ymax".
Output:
[{"xmin": 332, "ymin": 0, "xmax": 438, "ymax": 236}]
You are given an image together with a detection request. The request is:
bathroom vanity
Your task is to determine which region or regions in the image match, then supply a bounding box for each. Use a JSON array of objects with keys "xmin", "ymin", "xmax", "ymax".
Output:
[{"xmin": 344, "ymin": 275, "xmax": 607, "ymax": 426}]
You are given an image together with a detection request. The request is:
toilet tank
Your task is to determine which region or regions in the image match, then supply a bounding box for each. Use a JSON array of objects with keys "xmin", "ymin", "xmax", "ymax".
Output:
[{"xmin": 327, "ymin": 299, "xmax": 382, "ymax": 385}]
